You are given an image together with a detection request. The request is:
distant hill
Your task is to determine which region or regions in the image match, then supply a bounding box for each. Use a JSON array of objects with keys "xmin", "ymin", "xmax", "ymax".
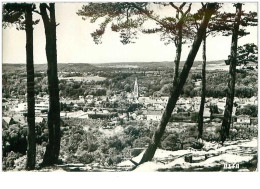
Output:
[
  {"xmin": 96, "ymin": 60, "xmax": 225, "ymax": 68},
  {"xmin": 2, "ymin": 60, "xmax": 225, "ymax": 73},
  {"xmin": 2, "ymin": 63, "xmax": 97, "ymax": 73}
]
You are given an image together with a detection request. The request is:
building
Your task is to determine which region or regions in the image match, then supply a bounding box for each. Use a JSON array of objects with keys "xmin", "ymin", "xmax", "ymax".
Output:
[
  {"xmin": 133, "ymin": 78, "xmax": 139, "ymax": 98},
  {"xmin": 146, "ymin": 110, "xmax": 163, "ymax": 121},
  {"xmin": 3, "ymin": 117, "xmax": 14, "ymax": 126},
  {"xmin": 236, "ymin": 115, "xmax": 251, "ymax": 125}
]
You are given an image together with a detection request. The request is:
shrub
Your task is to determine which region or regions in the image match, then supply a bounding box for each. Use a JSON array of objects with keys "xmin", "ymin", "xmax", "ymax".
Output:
[
  {"xmin": 2, "ymin": 151, "xmax": 23, "ymax": 171},
  {"xmin": 77, "ymin": 152, "xmax": 94, "ymax": 164},
  {"xmin": 161, "ymin": 133, "xmax": 182, "ymax": 151}
]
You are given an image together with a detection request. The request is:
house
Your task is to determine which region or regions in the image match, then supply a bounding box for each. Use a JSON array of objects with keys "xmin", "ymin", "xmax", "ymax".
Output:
[
  {"xmin": 35, "ymin": 117, "xmax": 46, "ymax": 124},
  {"xmin": 236, "ymin": 115, "xmax": 251, "ymax": 125},
  {"xmin": 203, "ymin": 108, "xmax": 211, "ymax": 118},
  {"xmin": 3, "ymin": 117, "xmax": 14, "ymax": 126},
  {"xmin": 146, "ymin": 110, "xmax": 162, "ymax": 121},
  {"xmin": 12, "ymin": 115, "xmax": 26, "ymax": 125}
]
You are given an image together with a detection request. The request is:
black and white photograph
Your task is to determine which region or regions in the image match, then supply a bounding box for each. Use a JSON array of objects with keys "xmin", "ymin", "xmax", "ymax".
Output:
[{"xmin": 1, "ymin": 1, "xmax": 258, "ymax": 173}]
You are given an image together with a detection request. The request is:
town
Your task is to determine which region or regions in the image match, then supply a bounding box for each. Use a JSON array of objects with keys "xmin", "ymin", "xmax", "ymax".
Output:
[{"xmin": 3, "ymin": 62, "xmax": 257, "ymax": 130}]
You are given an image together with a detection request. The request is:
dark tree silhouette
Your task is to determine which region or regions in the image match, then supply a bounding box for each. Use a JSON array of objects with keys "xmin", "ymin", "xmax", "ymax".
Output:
[
  {"xmin": 191, "ymin": 6, "xmax": 209, "ymax": 139},
  {"xmin": 220, "ymin": 3, "xmax": 243, "ymax": 144},
  {"xmin": 39, "ymin": 3, "xmax": 61, "ymax": 166},
  {"xmin": 139, "ymin": 3, "xmax": 219, "ymax": 163},
  {"xmin": 3, "ymin": 3, "xmax": 38, "ymax": 170},
  {"xmin": 220, "ymin": 5, "xmax": 257, "ymax": 143}
]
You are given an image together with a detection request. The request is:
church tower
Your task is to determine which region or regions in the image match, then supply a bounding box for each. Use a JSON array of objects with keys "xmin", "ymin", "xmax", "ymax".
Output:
[{"xmin": 133, "ymin": 77, "xmax": 139, "ymax": 98}]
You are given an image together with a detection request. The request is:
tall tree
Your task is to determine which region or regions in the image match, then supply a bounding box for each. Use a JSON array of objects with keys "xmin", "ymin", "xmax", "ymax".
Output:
[
  {"xmin": 39, "ymin": 3, "xmax": 61, "ymax": 166},
  {"xmin": 139, "ymin": 3, "xmax": 219, "ymax": 163},
  {"xmin": 197, "ymin": 33, "xmax": 207, "ymax": 139},
  {"xmin": 191, "ymin": 6, "xmax": 209, "ymax": 139},
  {"xmin": 220, "ymin": 3, "xmax": 242, "ymax": 144},
  {"xmin": 193, "ymin": 7, "xmax": 222, "ymax": 139},
  {"xmin": 3, "ymin": 3, "xmax": 38, "ymax": 170}
]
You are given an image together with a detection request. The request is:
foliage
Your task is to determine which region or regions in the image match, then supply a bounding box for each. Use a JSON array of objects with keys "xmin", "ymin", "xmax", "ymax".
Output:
[
  {"xmin": 236, "ymin": 104, "xmax": 257, "ymax": 117},
  {"xmin": 2, "ymin": 121, "xmax": 49, "ymax": 158},
  {"xmin": 2, "ymin": 3, "xmax": 40, "ymax": 30},
  {"xmin": 77, "ymin": 2, "xmax": 150, "ymax": 44},
  {"xmin": 210, "ymin": 104, "xmax": 219, "ymax": 114},
  {"xmin": 191, "ymin": 112, "xmax": 199, "ymax": 122},
  {"xmin": 161, "ymin": 132, "xmax": 182, "ymax": 151},
  {"xmin": 225, "ymin": 43, "xmax": 258, "ymax": 66},
  {"xmin": 77, "ymin": 2, "xmax": 197, "ymax": 45},
  {"xmin": 2, "ymin": 151, "xmax": 23, "ymax": 170}
]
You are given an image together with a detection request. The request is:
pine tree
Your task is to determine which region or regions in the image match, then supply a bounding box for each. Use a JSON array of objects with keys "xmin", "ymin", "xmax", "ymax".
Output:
[
  {"xmin": 3, "ymin": 3, "xmax": 39, "ymax": 170},
  {"xmin": 39, "ymin": 3, "xmax": 61, "ymax": 166}
]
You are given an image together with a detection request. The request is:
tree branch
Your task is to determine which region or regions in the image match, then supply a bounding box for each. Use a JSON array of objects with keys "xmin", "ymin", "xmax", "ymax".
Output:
[
  {"xmin": 169, "ymin": 2, "xmax": 183, "ymax": 15},
  {"xmin": 184, "ymin": 3, "xmax": 192, "ymax": 16},
  {"xmin": 32, "ymin": 10, "xmax": 41, "ymax": 16},
  {"xmin": 130, "ymin": 3, "xmax": 174, "ymax": 31},
  {"xmin": 180, "ymin": 3, "xmax": 186, "ymax": 10},
  {"xmin": 40, "ymin": 3, "xmax": 50, "ymax": 26}
]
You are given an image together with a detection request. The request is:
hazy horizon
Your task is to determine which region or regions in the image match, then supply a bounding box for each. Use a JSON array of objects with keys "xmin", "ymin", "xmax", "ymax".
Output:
[{"xmin": 2, "ymin": 59, "xmax": 226, "ymax": 65}]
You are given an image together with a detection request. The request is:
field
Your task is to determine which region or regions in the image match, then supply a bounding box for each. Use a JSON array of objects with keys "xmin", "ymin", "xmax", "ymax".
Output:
[{"xmin": 60, "ymin": 76, "xmax": 107, "ymax": 82}]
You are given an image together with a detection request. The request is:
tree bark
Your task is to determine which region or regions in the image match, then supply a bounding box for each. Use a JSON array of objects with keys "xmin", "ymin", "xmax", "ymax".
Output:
[
  {"xmin": 40, "ymin": 3, "xmax": 61, "ymax": 166},
  {"xmin": 139, "ymin": 3, "xmax": 218, "ymax": 164},
  {"xmin": 197, "ymin": 34, "xmax": 206, "ymax": 139},
  {"xmin": 173, "ymin": 23, "xmax": 183, "ymax": 85},
  {"xmin": 220, "ymin": 3, "xmax": 242, "ymax": 144},
  {"xmin": 25, "ymin": 4, "xmax": 36, "ymax": 170}
]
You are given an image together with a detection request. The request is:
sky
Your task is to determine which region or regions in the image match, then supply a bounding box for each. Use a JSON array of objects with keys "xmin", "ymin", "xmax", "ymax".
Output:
[{"xmin": 2, "ymin": 2, "xmax": 258, "ymax": 64}]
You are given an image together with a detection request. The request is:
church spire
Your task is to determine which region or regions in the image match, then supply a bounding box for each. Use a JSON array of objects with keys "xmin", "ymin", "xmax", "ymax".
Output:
[{"xmin": 134, "ymin": 77, "xmax": 139, "ymax": 98}]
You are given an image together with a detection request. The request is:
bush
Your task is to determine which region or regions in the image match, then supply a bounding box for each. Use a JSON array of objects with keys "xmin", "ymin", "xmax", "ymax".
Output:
[
  {"xmin": 131, "ymin": 148, "xmax": 143, "ymax": 156},
  {"xmin": 133, "ymin": 136, "xmax": 151, "ymax": 148},
  {"xmin": 77, "ymin": 152, "xmax": 94, "ymax": 164},
  {"xmin": 191, "ymin": 140, "xmax": 204, "ymax": 149},
  {"xmin": 2, "ymin": 151, "xmax": 23, "ymax": 171},
  {"xmin": 161, "ymin": 133, "xmax": 182, "ymax": 151}
]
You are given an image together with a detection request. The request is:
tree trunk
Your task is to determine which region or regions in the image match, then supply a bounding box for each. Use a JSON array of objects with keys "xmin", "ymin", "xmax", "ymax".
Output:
[
  {"xmin": 40, "ymin": 3, "xmax": 61, "ymax": 166},
  {"xmin": 25, "ymin": 5, "xmax": 36, "ymax": 170},
  {"xmin": 220, "ymin": 3, "xmax": 242, "ymax": 144},
  {"xmin": 139, "ymin": 3, "xmax": 218, "ymax": 164},
  {"xmin": 197, "ymin": 34, "xmax": 206, "ymax": 139},
  {"xmin": 173, "ymin": 23, "xmax": 183, "ymax": 85}
]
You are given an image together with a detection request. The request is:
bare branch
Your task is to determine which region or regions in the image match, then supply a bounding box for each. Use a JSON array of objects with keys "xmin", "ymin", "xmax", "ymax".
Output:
[{"xmin": 130, "ymin": 3, "xmax": 173, "ymax": 30}]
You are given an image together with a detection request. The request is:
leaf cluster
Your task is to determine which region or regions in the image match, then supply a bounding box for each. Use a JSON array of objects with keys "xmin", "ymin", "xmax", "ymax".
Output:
[
  {"xmin": 2, "ymin": 3, "xmax": 39, "ymax": 30},
  {"xmin": 77, "ymin": 2, "xmax": 149, "ymax": 44},
  {"xmin": 225, "ymin": 43, "xmax": 258, "ymax": 66},
  {"xmin": 77, "ymin": 2, "xmax": 199, "ymax": 45}
]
